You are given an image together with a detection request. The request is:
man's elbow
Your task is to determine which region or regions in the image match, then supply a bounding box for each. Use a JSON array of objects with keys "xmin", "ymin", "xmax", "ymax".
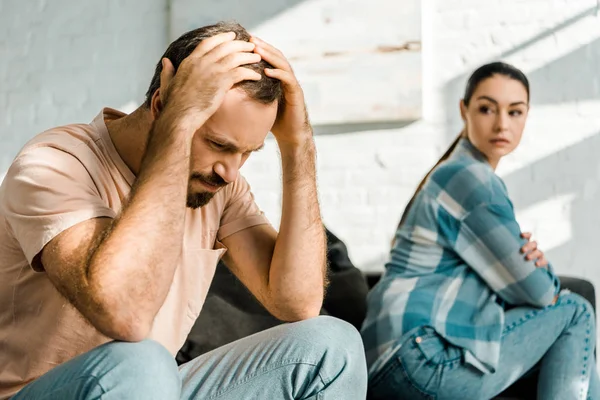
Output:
[
  {"xmin": 270, "ymin": 301, "xmax": 323, "ymax": 322},
  {"xmin": 97, "ymin": 314, "xmax": 153, "ymax": 342},
  {"xmin": 84, "ymin": 294, "xmax": 153, "ymax": 341},
  {"xmin": 85, "ymin": 280, "xmax": 154, "ymax": 341}
]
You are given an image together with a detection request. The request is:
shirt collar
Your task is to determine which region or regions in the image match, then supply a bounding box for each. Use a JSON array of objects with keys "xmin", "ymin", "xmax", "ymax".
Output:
[{"xmin": 450, "ymin": 137, "xmax": 489, "ymax": 164}]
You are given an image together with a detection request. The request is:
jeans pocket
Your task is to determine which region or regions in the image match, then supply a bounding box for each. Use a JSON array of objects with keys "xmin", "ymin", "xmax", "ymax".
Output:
[
  {"xmin": 368, "ymin": 354, "xmax": 435, "ymax": 400},
  {"xmin": 414, "ymin": 327, "xmax": 462, "ymax": 367}
]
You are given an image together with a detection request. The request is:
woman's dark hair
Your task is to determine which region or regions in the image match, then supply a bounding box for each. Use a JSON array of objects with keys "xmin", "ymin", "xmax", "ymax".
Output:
[{"xmin": 395, "ymin": 62, "xmax": 529, "ymax": 229}]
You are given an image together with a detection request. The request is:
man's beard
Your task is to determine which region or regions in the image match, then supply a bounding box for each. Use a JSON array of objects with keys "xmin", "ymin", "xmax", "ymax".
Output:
[{"xmin": 186, "ymin": 172, "xmax": 228, "ymax": 209}]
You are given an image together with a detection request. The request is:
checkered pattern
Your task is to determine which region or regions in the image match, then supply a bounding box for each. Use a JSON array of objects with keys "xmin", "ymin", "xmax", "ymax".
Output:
[{"xmin": 361, "ymin": 138, "xmax": 561, "ymax": 375}]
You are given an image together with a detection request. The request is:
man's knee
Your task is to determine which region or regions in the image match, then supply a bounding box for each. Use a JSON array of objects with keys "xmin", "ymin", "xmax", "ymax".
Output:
[
  {"xmin": 292, "ymin": 316, "xmax": 367, "ymax": 374},
  {"xmin": 96, "ymin": 339, "xmax": 181, "ymax": 396},
  {"xmin": 299, "ymin": 316, "xmax": 363, "ymax": 349}
]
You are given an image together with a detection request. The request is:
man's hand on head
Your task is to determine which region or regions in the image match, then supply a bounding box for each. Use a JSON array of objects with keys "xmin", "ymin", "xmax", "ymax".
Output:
[
  {"xmin": 155, "ymin": 32, "xmax": 262, "ymax": 135},
  {"xmin": 250, "ymin": 36, "xmax": 313, "ymax": 148}
]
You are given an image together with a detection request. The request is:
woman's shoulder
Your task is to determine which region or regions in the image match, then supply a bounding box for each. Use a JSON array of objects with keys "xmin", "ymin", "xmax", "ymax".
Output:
[
  {"xmin": 430, "ymin": 157, "xmax": 494, "ymax": 187},
  {"xmin": 426, "ymin": 158, "xmax": 502, "ymax": 211}
]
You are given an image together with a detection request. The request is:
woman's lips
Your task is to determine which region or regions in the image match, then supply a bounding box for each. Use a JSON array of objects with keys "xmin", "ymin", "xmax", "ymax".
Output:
[{"xmin": 490, "ymin": 138, "xmax": 510, "ymax": 146}]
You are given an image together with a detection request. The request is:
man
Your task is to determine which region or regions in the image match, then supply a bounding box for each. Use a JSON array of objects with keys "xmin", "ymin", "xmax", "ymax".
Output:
[{"xmin": 0, "ymin": 22, "xmax": 367, "ymax": 399}]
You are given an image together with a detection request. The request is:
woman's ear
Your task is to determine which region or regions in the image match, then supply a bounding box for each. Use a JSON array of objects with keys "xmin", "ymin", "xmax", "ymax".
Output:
[{"xmin": 459, "ymin": 99, "xmax": 467, "ymax": 122}]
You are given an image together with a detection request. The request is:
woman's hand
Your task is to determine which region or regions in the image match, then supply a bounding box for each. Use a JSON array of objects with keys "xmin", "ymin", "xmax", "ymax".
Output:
[{"xmin": 520, "ymin": 232, "xmax": 549, "ymax": 268}]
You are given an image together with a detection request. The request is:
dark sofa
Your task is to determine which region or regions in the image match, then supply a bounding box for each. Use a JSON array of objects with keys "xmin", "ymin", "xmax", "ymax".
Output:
[{"xmin": 179, "ymin": 230, "xmax": 596, "ymax": 400}]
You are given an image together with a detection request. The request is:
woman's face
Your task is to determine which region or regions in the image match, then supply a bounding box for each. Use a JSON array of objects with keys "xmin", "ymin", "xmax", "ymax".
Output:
[{"xmin": 461, "ymin": 74, "xmax": 529, "ymax": 169}]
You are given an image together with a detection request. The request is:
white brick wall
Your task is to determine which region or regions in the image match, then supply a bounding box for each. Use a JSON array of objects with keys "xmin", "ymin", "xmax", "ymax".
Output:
[
  {"xmin": 244, "ymin": 0, "xmax": 600, "ymax": 281},
  {"xmin": 2, "ymin": 0, "xmax": 600, "ymax": 295},
  {"xmin": 0, "ymin": 0, "xmax": 167, "ymax": 173}
]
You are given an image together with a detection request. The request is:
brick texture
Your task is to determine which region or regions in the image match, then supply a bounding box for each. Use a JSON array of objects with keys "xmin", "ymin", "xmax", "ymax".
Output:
[{"xmin": 1, "ymin": 0, "xmax": 600, "ymax": 291}]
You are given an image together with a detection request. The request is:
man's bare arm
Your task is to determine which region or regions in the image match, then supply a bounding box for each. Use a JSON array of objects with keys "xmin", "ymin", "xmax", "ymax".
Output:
[
  {"xmin": 221, "ymin": 140, "xmax": 326, "ymax": 321},
  {"xmin": 221, "ymin": 37, "xmax": 326, "ymax": 321}
]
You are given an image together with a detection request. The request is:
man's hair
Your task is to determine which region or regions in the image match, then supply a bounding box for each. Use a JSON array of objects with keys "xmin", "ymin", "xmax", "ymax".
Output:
[{"xmin": 144, "ymin": 21, "xmax": 283, "ymax": 107}]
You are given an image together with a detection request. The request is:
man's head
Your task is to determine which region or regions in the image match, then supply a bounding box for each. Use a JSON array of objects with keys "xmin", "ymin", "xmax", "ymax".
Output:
[{"xmin": 145, "ymin": 22, "xmax": 283, "ymax": 209}]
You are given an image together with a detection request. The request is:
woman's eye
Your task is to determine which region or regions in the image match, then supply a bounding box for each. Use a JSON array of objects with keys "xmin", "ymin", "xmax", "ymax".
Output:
[
  {"xmin": 479, "ymin": 106, "xmax": 493, "ymax": 114},
  {"xmin": 509, "ymin": 110, "xmax": 523, "ymax": 117}
]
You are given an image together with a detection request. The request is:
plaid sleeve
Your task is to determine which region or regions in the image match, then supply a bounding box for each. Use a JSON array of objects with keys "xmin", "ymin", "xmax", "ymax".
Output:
[{"xmin": 453, "ymin": 202, "xmax": 560, "ymax": 307}]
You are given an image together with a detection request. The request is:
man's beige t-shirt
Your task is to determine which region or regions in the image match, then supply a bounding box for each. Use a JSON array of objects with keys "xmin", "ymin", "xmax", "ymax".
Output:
[{"xmin": 0, "ymin": 108, "xmax": 270, "ymax": 399}]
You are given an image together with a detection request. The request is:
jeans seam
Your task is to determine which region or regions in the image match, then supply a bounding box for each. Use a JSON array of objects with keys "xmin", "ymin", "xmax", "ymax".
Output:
[
  {"xmin": 501, "ymin": 307, "xmax": 550, "ymax": 337},
  {"xmin": 579, "ymin": 302, "xmax": 594, "ymax": 400},
  {"xmin": 206, "ymin": 358, "xmax": 318, "ymax": 400},
  {"xmin": 502, "ymin": 296, "xmax": 595, "ymax": 400}
]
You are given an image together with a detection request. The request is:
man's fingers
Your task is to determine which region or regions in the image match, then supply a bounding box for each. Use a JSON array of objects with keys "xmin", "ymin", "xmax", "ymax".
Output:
[
  {"xmin": 251, "ymin": 36, "xmax": 285, "ymax": 59},
  {"xmin": 521, "ymin": 232, "xmax": 532, "ymax": 240},
  {"xmin": 264, "ymin": 68, "xmax": 296, "ymax": 87},
  {"xmin": 220, "ymin": 52, "xmax": 261, "ymax": 71},
  {"xmin": 230, "ymin": 66, "xmax": 262, "ymax": 85},
  {"xmin": 264, "ymin": 68, "xmax": 305, "ymax": 108},
  {"xmin": 190, "ymin": 31, "xmax": 237, "ymax": 58},
  {"xmin": 206, "ymin": 40, "xmax": 257, "ymax": 64},
  {"xmin": 253, "ymin": 43, "xmax": 291, "ymax": 72}
]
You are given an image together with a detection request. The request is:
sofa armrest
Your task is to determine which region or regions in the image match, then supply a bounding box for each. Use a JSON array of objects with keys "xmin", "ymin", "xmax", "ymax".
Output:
[{"xmin": 560, "ymin": 276, "xmax": 596, "ymax": 311}]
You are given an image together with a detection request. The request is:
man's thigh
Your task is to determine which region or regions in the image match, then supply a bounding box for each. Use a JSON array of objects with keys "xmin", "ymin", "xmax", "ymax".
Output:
[
  {"xmin": 13, "ymin": 340, "xmax": 180, "ymax": 400},
  {"xmin": 179, "ymin": 315, "xmax": 367, "ymax": 400}
]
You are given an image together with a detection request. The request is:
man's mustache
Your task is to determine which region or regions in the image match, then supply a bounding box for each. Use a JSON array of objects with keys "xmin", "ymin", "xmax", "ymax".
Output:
[{"xmin": 190, "ymin": 172, "xmax": 227, "ymax": 187}]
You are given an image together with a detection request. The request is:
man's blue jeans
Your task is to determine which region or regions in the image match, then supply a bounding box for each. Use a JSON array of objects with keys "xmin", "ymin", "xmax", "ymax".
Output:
[
  {"xmin": 12, "ymin": 316, "xmax": 367, "ymax": 399},
  {"xmin": 367, "ymin": 292, "xmax": 599, "ymax": 400}
]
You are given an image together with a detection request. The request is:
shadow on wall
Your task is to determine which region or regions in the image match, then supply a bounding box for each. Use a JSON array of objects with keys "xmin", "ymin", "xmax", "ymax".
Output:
[
  {"xmin": 358, "ymin": 134, "xmax": 600, "ymax": 275},
  {"xmin": 435, "ymin": 6, "xmax": 600, "ymax": 284},
  {"xmin": 169, "ymin": 0, "xmax": 307, "ymax": 39},
  {"xmin": 528, "ymin": 36, "xmax": 600, "ymax": 105},
  {"xmin": 169, "ymin": 0, "xmax": 422, "ymax": 136},
  {"xmin": 442, "ymin": 5, "xmax": 600, "ymax": 142},
  {"xmin": 503, "ymin": 131, "xmax": 600, "ymax": 279}
]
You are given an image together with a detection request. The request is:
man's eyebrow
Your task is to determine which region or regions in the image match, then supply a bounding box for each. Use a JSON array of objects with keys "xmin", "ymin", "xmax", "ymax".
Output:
[
  {"xmin": 476, "ymin": 95, "xmax": 527, "ymax": 107},
  {"xmin": 252, "ymin": 143, "xmax": 265, "ymax": 152},
  {"xmin": 205, "ymin": 130, "xmax": 264, "ymax": 153}
]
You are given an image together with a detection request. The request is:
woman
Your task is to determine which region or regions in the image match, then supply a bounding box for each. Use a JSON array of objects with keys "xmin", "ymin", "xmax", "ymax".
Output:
[{"xmin": 361, "ymin": 62, "xmax": 599, "ymax": 400}]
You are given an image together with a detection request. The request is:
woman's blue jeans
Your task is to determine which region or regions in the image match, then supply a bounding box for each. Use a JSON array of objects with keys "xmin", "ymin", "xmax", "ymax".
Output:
[{"xmin": 368, "ymin": 292, "xmax": 599, "ymax": 400}]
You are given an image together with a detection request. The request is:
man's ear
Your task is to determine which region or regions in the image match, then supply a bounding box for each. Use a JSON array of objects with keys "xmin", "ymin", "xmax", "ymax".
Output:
[
  {"xmin": 151, "ymin": 58, "xmax": 175, "ymax": 120},
  {"xmin": 150, "ymin": 89, "xmax": 163, "ymax": 120}
]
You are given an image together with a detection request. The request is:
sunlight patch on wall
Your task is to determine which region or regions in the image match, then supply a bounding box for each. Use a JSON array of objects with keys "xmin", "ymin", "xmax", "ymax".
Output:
[
  {"xmin": 250, "ymin": 0, "xmax": 422, "ymax": 125},
  {"xmin": 500, "ymin": 6, "xmax": 600, "ymax": 73},
  {"xmin": 497, "ymin": 100, "xmax": 600, "ymax": 177},
  {"xmin": 172, "ymin": 0, "xmax": 423, "ymax": 126},
  {"xmin": 117, "ymin": 100, "xmax": 139, "ymax": 115},
  {"xmin": 515, "ymin": 193, "xmax": 575, "ymax": 251}
]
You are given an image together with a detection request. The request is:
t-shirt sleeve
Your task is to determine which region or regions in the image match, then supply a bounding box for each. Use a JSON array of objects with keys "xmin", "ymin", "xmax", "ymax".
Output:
[
  {"xmin": 217, "ymin": 175, "xmax": 270, "ymax": 241},
  {"xmin": 1, "ymin": 146, "xmax": 116, "ymax": 270}
]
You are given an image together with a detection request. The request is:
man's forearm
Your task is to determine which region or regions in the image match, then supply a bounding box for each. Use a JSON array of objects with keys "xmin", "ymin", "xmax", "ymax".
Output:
[
  {"xmin": 85, "ymin": 112, "xmax": 200, "ymax": 338},
  {"xmin": 269, "ymin": 137, "xmax": 327, "ymax": 320}
]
